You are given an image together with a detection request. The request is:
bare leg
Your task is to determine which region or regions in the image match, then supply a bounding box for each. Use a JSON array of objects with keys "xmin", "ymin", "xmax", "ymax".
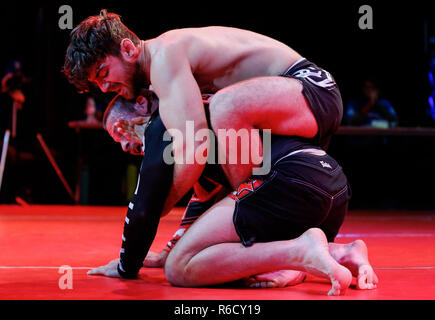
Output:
[
  {"xmin": 146, "ymin": 241, "xmax": 378, "ymax": 290},
  {"xmin": 212, "ymin": 121, "xmax": 262, "ymax": 190},
  {"xmin": 209, "ymin": 77, "xmax": 318, "ymax": 188},
  {"xmin": 165, "ymin": 197, "xmax": 352, "ymax": 296}
]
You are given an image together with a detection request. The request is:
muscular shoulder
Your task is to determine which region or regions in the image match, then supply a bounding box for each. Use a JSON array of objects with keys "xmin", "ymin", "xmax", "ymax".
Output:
[
  {"xmin": 150, "ymin": 30, "xmax": 190, "ymax": 58},
  {"xmin": 147, "ymin": 43, "xmax": 185, "ymax": 83},
  {"xmin": 149, "ymin": 28, "xmax": 208, "ymax": 76},
  {"xmin": 150, "ymin": 28, "xmax": 197, "ymax": 54}
]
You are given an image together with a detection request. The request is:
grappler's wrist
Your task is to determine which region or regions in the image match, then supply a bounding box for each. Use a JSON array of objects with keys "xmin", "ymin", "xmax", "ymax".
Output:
[{"xmin": 117, "ymin": 260, "xmax": 138, "ymax": 279}]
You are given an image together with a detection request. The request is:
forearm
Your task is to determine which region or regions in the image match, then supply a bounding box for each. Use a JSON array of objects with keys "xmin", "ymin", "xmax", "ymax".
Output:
[
  {"xmin": 118, "ymin": 171, "xmax": 173, "ymax": 278},
  {"xmin": 162, "ymin": 162, "xmax": 206, "ymax": 216},
  {"xmin": 118, "ymin": 191, "xmax": 168, "ymax": 278},
  {"xmin": 161, "ymin": 134, "xmax": 210, "ymax": 215},
  {"xmin": 151, "ymin": 49, "xmax": 210, "ymax": 216}
]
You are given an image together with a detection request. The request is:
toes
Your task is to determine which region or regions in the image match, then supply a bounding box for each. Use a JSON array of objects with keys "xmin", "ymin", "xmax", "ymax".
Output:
[
  {"xmin": 357, "ymin": 277, "xmax": 367, "ymax": 289},
  {"xmin": 366, "ymin": 270, "xmax": 374, "ymax": 289},
  {"xmin": 357, "ymin": 269, "xmax": 368, "ymax": 289},
  {"xmin": 328, "ymin": 280, "xmax": 343, "ymax": 296},
  {"xmin": 243, "ymin": 276, "xmax": 256, "ymax": 287},
  {"xmin": 357, "ymin": 275, "xmax": 376, "ymax": 289},
  {"xmin": 245, "ymin": 276, "xmax": 278, "ymax": 288},
  {"xmin": 357, "ymin": 265, "xmax": 378, "ymax": 290},
  {"xmin": 248, "ymin": 280, "xmax": 276, "ymax": 288},
  {"xmin": 373, "ymin": 272, "xmax": 379, "ymax": 284}
]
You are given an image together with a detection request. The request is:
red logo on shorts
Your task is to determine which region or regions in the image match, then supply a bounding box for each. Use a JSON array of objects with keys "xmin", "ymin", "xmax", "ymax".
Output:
[{"xmin": 229, "ymin": 178, "xmax": 264, "ymax": 200}]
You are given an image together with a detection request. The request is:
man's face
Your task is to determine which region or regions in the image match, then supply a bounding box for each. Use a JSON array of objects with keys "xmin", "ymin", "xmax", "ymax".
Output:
[
  {"xmin": 88, "ymin": 55, "xmax": 146, "ymax": 100},
  {"xmin": 106, "ymin": 115, "xmax": 143, "ymax": 155}
]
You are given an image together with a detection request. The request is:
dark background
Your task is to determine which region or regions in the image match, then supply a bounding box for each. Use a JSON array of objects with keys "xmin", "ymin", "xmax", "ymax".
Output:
[{"xmin": 0, "ymin": 1, "xmax": 434, "ymax": 209}]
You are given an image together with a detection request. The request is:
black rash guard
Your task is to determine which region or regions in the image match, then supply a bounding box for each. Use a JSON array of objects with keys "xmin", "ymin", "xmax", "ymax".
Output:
[
  {"xmin": 117, "ymin": 112, "xmax": 174, "ymax": 278},
  {"xmin": 116, "ymin": 94, "xmax": 229, "ymax": 278}
]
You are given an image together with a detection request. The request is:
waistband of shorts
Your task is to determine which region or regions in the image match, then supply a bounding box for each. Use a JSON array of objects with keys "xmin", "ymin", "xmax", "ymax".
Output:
[
  {"xmin": 273, "ymin": 148, "xmax": 327, "ymax": 166},
  {"xmin": 282, "ymin": 57, "xmax": 308, "ymax": 76}
]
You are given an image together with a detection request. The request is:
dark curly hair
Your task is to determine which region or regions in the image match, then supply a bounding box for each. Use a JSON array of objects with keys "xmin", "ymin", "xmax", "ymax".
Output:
[{"xmin": 62, "ymin": 10, "xmax": 140, "ymax": 92}]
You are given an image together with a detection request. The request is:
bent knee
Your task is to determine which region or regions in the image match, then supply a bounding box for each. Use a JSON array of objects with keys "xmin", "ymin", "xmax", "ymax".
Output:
[
  {"xmin": 164, "ymin": 253, "xmax": 185, "ymax": 286},
  {"xmin": 209, "ymin": 90, "xmax": 251, "ymax": 130},
  {"xmin": 209, "ymin": 88, "xmax": 235, "ymax": 112},
  {"xmin": 164, "ymin": 264, "xmax": 184, "ymax": 287},
  {"xmin": 165, "ymin": 249, "xmax": 196, "ymax": 287},
  {"xmin": 165, "ymin": 260, "xmax": 200, "ymax": 288}
]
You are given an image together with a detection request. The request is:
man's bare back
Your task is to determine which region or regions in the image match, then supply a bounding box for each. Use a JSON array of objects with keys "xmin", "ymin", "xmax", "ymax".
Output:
[{"xmin": 145, "ymin": 26, "xmax": 302, "ymax": 92}]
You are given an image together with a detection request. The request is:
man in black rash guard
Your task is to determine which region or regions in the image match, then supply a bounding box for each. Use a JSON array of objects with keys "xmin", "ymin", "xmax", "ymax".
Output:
[
  {"xmin": 117, "ymin": 109, "xmax": 174, "ymax": 278},
  {"xmin": 88, "ymin": 92, "xmax": 230, "ymax": 278}
]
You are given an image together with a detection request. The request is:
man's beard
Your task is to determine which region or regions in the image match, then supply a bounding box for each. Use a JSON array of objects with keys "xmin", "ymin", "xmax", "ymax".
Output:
[{"xmin": 123, "ymin": 60, "xmax": 147, "ymax": 99}]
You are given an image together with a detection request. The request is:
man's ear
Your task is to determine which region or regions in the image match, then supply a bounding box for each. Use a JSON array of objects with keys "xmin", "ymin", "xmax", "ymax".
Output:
[
  {"xmin": 120, "ymin": 38, "xmax": 139, "ymax": 62},
  {"xmin": 135, "ymin": 95, "xmax": 151, "ymax": 115}
]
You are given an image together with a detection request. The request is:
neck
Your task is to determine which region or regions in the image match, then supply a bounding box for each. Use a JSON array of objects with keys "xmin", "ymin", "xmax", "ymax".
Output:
[
  {"xmin": 138, "ymin": 40, "xmax": 151, "ymax": 87},
  {"xmin": 150, "ymin": 99, "xmax": 159, "ymax": 115}
]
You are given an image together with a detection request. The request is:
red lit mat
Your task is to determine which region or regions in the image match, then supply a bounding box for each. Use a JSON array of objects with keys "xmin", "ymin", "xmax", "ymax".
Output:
[{"xmin": 1, "ymin": 205, "xmax": 434, "ymax": 300}]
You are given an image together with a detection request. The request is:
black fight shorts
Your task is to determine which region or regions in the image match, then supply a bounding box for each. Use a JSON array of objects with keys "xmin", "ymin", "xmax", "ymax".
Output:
[
  {"xmin": 230, "ymin": 149, "xmax": 351, "ymax": 246},
  {"xmin": 281, "ymin": 58, "xmax": 343, "ymax": 150}
]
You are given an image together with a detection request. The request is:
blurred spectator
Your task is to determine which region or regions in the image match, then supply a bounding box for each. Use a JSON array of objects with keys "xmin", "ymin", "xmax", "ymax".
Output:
[
  {"xmin": 1, "ymin": 60, "xmax": 29, "ymax": 104},
  {"xmin": 76, "ymin": 95, "xmax": 104, "ymax": 124},
  {"xmin": 344, "ymin": 79, "xmax": 399, "ymax": 127},
  {"xmin": 1, "ymin": 60, "xmax": 31, "ymax": 138},
  {"xmin": 84, "ymin": 97, "xmax": 99, "ymax": 123},
  {"xmin": 0, "ymin": 60, "xmax": 34, "ymax": 204}
]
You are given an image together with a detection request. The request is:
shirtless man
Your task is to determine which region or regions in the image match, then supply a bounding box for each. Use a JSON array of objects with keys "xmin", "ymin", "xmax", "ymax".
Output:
[
  {"xmin": 95, "ymin": 92, "xmax": 378, "ymax": 293},
  {"xmin": 63, "ymin": 10, "xmax": 341, "ymax": 212}
]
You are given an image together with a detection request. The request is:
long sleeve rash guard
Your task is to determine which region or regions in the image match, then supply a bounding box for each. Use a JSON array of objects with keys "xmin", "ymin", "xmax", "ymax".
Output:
[{"xmin": 117, "ymin": 113, "xmax": 174, "ymax": 278}]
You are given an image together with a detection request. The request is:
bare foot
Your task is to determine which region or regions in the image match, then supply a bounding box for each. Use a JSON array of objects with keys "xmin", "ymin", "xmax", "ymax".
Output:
[
  {"xmin": 329, "ymin": 240, "xmax": 379, "ymax": 290},
  {"xmin": 243, "ymin": 270, "xmax": 307, "ymax": 288},
  {"xmin": 296, "ymin": 228, "xmax": 352, "ymax": 296}
]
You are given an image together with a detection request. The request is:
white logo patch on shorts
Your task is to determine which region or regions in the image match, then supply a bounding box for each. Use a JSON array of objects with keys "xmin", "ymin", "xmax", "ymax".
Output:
[
  {"xmin": 293, "ymin": 67, "xmax": 336, "ymax": 89},
  {"xmin": 320, "ymin": 160, "xmax": 332, "ymax": 169}
]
